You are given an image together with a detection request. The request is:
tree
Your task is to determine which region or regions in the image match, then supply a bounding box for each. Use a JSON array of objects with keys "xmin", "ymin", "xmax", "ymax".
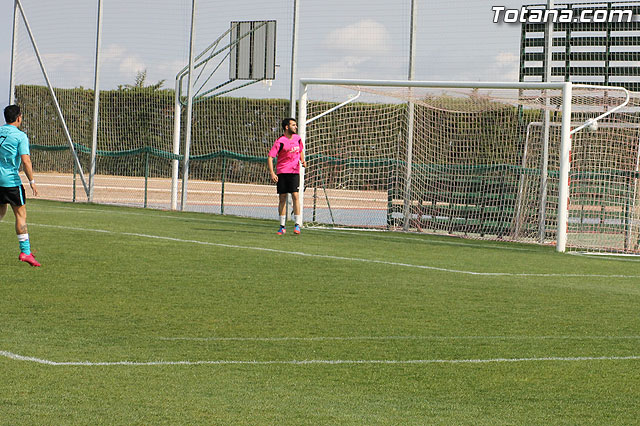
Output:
[{"xmin": 118, "ymin": 70, "xmax": 166, "ymax": 91}]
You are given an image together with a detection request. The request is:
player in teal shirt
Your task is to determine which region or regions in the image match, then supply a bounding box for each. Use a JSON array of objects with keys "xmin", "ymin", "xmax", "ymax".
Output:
[{"xmin": 0, "ymin": 105, "xmax": 41, "ymax": 266}]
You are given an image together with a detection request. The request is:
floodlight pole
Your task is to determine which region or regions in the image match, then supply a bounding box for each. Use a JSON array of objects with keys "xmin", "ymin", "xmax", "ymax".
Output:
[
  {"xmin": 9, "ymin": 0, "xmax": 19, "ymax": 104},
  {"xmin": 181, "ymin": 0, "xmax": 197, "ymax": 211},
  {"xmin": 402, "ymin": 0, "xmax": 418, "ymax": 231},
  {"xmin": 288, "ymin": 0, "xmax": 301, "ymax": 223},
  {"xmin": 538, "ymin": 0, "xmax": 554, "ymax": 242},
  {"xmin": 289, "ymin": 0, "xmax": 300, "ymax": 118},
  {"xmin": 89, "ymin": 0, "xmax": 103, "ymax": 203}
]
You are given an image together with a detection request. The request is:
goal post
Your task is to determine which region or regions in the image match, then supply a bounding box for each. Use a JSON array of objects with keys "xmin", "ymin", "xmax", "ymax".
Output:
[
  {"xmin": 557, "ymin": 84, "xmax": 572, "ymax": 253},
  {"xmin": 298, "ymin": 78, "xmax": 635, "ymax": 253}
]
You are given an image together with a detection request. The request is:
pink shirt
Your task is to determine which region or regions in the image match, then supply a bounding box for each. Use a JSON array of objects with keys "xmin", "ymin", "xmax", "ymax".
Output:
[{"xmin": 268, "ymin": 134, "xmax": 304, "ymax": 174}]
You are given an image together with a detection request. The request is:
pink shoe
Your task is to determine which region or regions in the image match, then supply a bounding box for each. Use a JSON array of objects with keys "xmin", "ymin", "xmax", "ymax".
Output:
[{"xmin": 19, "ymin": 252, "xmax": 41, "ymax": 267}]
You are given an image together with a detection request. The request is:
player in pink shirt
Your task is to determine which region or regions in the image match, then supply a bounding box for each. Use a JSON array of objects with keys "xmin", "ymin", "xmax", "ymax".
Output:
[{"xmin": 267, "ymin": 118, "xmax": 307, "ymax": 235}]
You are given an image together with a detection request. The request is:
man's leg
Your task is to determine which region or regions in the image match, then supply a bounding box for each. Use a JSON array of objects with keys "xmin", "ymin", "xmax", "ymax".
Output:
[
  {"xmin": 12, "ymin": 204, "xmax": 29, "ymax": 252},
  {"xmin": 291, "ymin": 192, "xmax": 300, "ymax": 216},
  {"xmin": 0, "ymin": 204, "xmax": 7, "ymax": 221},
  {"xmin": 278, "ymin": 193, "xmax": 288, "ymax": 217},
  {"xmin": 277, "ymin": 193, "xmax": 287, "ymax": 234},
  {"xmin": 291, "ymin": 192, "xmax": 301, "ymax": 234},
  {"xmin": 12, "ymin": 204, "xmax": 40, "ymax": 266},
  {"xmin": 12, "ymin": 204, "xmax": 27, "ymax": 235}
]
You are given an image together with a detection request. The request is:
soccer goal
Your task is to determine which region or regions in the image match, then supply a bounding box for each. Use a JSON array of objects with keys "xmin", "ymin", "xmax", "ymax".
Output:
[{"xmin": 298, "ymin": 79, "xmax": 639, "ymax": 254}]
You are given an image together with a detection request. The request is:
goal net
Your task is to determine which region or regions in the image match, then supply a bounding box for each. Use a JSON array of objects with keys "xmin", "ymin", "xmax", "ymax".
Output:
[{"xmin": 299, "ymin": 79, "xmax": 640, "ymax": 254}]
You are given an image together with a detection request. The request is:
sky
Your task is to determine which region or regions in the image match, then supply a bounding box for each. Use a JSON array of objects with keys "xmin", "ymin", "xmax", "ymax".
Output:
[
  {"xmin": 1, "ymin": 0, "xmax": 13, "ymax": 107},
  {"xmin": 1, "ymin": 0, "xmax": 601, "ymax": 109}
]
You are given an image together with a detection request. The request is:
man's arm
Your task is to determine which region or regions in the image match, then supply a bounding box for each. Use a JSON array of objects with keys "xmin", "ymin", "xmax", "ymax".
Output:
[
  {"xmin": 267, "ymin": 156, "xmax": 278, "ymax": 183},
  {"xmin": 21, "ymin": 154, "xmax": 38, "ymax": 196},
  {"xmin": 300, "ymin": 140, "xmax": 307, "ymax": 169},
  {"xmin": 300, "ymin": 150, "xmax": 307, "ymax": 169}
]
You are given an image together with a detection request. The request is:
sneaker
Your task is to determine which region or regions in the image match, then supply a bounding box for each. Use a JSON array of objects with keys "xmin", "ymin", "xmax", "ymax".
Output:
[
  {"xmin": 19, "ymin": 252, "xmax": 41, "ymax": 267},
  {"xmin": 277, "ymin": 226, "xmax": 286, "ymax": 235},
  {"xmin": 294, "ymin": 224, "xmax": 301, "ymax": 235}
]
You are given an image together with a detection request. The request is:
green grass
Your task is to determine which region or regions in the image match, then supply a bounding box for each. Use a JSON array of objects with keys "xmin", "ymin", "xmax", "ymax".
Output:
[{"xmin": 1, "ymin": 199, "xmax": 639, "ymax": 425}]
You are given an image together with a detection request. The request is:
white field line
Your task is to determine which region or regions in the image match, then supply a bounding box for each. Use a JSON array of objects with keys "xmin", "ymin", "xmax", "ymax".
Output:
[
  {"xmin": 572, "ymin": 252, "xmax": 640, "ymax": 258},
  {"xmin": 1, "ymin": 350, "xmax": 638, "ymax": 366},
  {"xmin": 317, "ymin": 229, "xmax": 535, "ymax": 251},
  {"xmin": 37, "ymin": 204, "xmax": 535, "ymax": 252},
  {"xmin": 160, "ymin": 335, "xmax": 640, "ymax": 342},
  {"xmin": 569, "ymin": 252, "xmax": 640, "ymax": 262},
  {"xmin": 23, "ymin": 223, "xmax": 640, "ymax": 278}
]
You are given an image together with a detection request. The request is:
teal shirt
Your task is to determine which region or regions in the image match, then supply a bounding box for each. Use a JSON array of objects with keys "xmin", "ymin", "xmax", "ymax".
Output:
[{"xmin": 0, "ymin": 124, "xmax": 30, "ymax": 187}]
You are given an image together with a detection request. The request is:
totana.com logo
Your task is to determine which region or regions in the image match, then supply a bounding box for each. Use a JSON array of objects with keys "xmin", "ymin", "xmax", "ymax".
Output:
[{"xmin": 492, "ymin": 6, "xmax": 634, "ymax": 24}]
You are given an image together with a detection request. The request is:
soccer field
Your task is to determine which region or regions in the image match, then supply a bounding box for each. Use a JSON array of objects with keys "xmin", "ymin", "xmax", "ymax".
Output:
[{"xmin": 1, "ymin": 199, "xmax": 639, "ymax": 424}]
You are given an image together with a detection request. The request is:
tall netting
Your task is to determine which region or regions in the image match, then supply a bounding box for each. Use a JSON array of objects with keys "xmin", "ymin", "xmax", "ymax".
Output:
[
  {"xmin": 11, "ymin": 0, "xmax": 294, "ymax": 214},
  {"xmin": 13, "ymin": 1, "xmax": 100, "ymax": 202},
  {"xmin": 186, "ymin": 97, "xmax": 289, "ymax": 216},
  {"xmin": 11, "ymin": 0, "xmax": 412, "ymax": 216},
  {"xmin": 301, "ymin": 82, "xmax": 639, "ymax": 252},
  {"xmin": 13, "ymin": 0, "xmax": 191, "ymax": 206}
]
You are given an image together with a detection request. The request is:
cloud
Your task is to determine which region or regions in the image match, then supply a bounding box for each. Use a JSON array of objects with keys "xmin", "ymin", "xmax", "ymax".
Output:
[
  {"xmin": 13, "ymin": 43, "xmax": 181, "ymax": 91},
  {"xmin": 493, "ymin": 52, "xmax": 519, "ymax": 81},
  {"xmin": 101, "ymin": 44, "xmax": 146, "ymax": 77},
  {"xmin": 100, "ymin": 45, "xmax": 185, "ymax": 88},
  {"xmin": 324, "ymin": 19, "xmax": 392, "ymax": 54},
  {"xmin": 423, "ymin": 51, "xmax": 520, "ymax": 83},
  {"xmin": 118, "ymin": 56, "xmax": 146, "ymax": 76},
  {"xmin": 305, "ymin": 56, "xmax": 370, "ymax": 79},
  {"xmin": 309, "ymin": 20, "xmax": 403, "ymax": 80},
  {"xmin": 12, "ymin": 52, "xmax": 93, "ymax": 88}
]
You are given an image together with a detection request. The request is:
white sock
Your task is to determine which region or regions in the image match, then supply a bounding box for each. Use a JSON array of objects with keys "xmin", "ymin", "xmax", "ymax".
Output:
[
  {"xmin": 294, "ymin": 215, "xmax": 300, "ymax": 226},
  {"xmin": 18, "ymin": 233, "xmax": 31, "ymax": 255},
  {"xmin": 280, "ymin": 216, "xmax": 286, "ymax": 226}
]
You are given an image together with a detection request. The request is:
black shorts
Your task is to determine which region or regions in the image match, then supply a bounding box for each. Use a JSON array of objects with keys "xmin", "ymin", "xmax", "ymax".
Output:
[
  {"xmin": 276, "ymin": 173, "xmax": 300, "ymax": 194},
  {"xmin": 0, "ymin": 185, "xmax": 26, "ymax": 206}
]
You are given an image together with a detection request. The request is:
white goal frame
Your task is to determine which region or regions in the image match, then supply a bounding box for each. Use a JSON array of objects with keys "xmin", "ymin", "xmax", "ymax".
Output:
[{"xmin": 297, "ymin": 78, "xmax": 629, "ymax": 253}]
